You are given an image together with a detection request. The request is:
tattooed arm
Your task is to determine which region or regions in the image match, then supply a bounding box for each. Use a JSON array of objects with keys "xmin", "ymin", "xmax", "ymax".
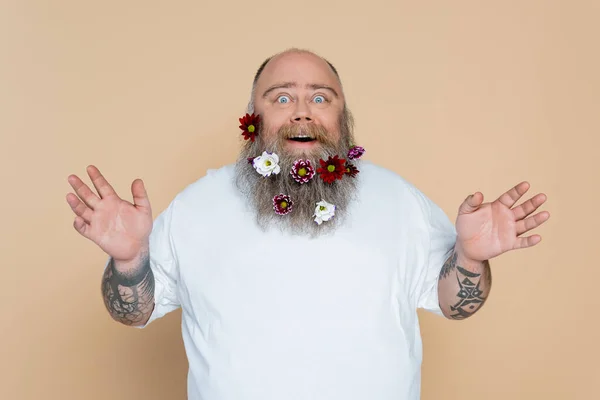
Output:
[
  {"xmin": 436, "ymin": 181, "xmax": 550, "ymax": 319},
  {"xmin": 437, "ymin": 245, "xmax": 492, "ymax": 320},
  {"xmin": 101, "ymin": 250, "xmax": 155, "ymax": 326}
]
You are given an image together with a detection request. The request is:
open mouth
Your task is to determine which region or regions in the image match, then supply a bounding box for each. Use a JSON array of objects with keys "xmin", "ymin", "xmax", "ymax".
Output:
[{"xmin": 289, "ymin": 136, "xmax": 316, "ymax": 143}]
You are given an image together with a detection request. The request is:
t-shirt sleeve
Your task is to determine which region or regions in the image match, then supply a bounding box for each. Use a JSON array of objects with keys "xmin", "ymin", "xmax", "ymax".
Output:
[
  {"xmin": 134, "ymin": 199, "xmax": 181, "ymax": 328},
  {"xmin": 411, "ymin": 188, "xmax": 457, "ymax": 316}
]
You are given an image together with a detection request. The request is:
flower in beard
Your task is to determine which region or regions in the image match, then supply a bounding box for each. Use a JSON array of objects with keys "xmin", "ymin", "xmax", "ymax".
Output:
[
  {"xmin": 345, "ymin": 162, "xmax": 359, "ymax": 178},
  {"xmin": 273, "ymin": 194, "xmax": 293, "ymax": 215},
  {"xmin": 290, "ymin": 159, "xmax": 315, "ymax": 184},
  {"xmin": 347, "ymin": 145, "xmax": 365, "ymax": 160},
  {"xmin": 253, "ymin": 151, "xmax": 281, "ymax": 177},
  {"xmin": 313, "ymin": 200, "xmax": 335, "ymax": 225},
  {"xmin": 317, "ymin": 155, "xmax": 346, "ymax": 184},
  {"xmin": 239, "ymin": 113, "xmax": 260, "ymax": 142}
]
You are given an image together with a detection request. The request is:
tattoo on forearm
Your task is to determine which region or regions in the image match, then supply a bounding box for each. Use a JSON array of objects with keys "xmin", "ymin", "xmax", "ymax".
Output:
[
  {"xmin": 439, "ymin": 250, "xmax": 458, "ymax": 279},
  {"xmin": 449, "ymin": 265, "xmax": 488, "ymax": 320},
  {"xmin": 439, "ymin": 251, "xmax": 491, "ymax": 320},
  {"xmin": 101, "ymin": 255, "xmax": 154, "ymax": 325}
]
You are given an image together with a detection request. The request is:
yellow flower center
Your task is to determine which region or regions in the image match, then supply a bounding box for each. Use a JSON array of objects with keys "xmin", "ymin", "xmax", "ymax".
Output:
[
  {"xmin": 298, "ymin": 167, "xmax": 307, "ymax": 176},
  {"xmin": 265, "ymin": 160, "xmax": 271, "ymax": 166},
  {"xmin": 248, "ymin": 125, "xmax": 255, "ymax": 133},
  {"xmin": 281, "ymin": 201, "xmax": 288, "ymax": 208},
  {"xmin": 319, "ymin": 205, "xmax": 326, "ymax": 211},
  {"xmin": 327, "ymin": 165, "xmax": 335, "ymax": 172}
]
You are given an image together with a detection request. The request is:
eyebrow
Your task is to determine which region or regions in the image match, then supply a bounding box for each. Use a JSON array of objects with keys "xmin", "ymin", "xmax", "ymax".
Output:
[{"xmin": 262, "ymin": 82, "xmax": 339, "ymax": 98}]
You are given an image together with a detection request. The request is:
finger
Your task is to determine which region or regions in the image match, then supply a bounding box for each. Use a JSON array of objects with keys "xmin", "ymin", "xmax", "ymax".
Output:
[
  {"xmin": 458, "ymin": 192, "xmax": 484, "ymax": 215},
  {"xmin": 516, "ymin": 211, "xmax": 550, "ymax": 235},
  {"xmin": 496, "ymin": 181, "xmax": 530, "ymax": 208},
  {"xmin": 66, "ymin": 193, "xmax": 93, "ymax": 223},
  {"xmin": 87, "ymin": 165, "xmax": 117, "ymax": 199},
  {"xmin": 131, "ymin": 179, "xmax": 151, "ymax": 212},
  {"xmin": 73, "ymin": 216, "xmax": 92, "ymax": 240},
  {"xmin": 512, "ymin": 193, "xmax": 547, "ymax": 220},
  {"xmin": 514, "ymin": 234, "xmax": 542, "ymax": 250},
  {"xmin": 68, "ymin": 174, "xmax": 100, "ymax": 208}
]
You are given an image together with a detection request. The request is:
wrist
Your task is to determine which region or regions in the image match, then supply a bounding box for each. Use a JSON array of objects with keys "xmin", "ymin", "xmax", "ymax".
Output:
[
  {"xmin": 111, "ymin": 244, "xmax": 150, "ymax": 268},
  {"xmin": 110, "ymin": 250, "xmax": 151, "ymax": 287},
  {"xmin": 112, "ymin": 246, "xmax": 149, "ymax": 270},
  {"xmin": 454, "ymin": 242, "xmax": 488, "ymax": 273}
]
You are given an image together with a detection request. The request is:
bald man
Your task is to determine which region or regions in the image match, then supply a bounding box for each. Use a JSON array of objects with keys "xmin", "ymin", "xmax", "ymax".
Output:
[{"xmin": 67, "ymin": 48, "xmax": 549, "ymax": 400}]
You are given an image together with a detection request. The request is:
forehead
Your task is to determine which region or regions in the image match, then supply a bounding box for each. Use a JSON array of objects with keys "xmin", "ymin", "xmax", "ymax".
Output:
[{"xmin": 255, "ymin": 52, "xmax": 342, "ymax": 93}]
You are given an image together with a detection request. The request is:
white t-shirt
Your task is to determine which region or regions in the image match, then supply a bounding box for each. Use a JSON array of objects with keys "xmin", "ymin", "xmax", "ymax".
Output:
[{"xmin": 137, "ymin": 161, "xmax": 457, "ymax": 400}]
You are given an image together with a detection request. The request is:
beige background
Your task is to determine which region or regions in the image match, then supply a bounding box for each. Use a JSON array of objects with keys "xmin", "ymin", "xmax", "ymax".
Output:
[{"xmin": 1, "ymin": 1, "xmax": 598, "ymax": 399}]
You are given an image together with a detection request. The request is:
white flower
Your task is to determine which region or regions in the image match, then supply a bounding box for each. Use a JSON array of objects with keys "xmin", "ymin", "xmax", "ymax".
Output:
[
  {"xmin": 313, "ymin": 200, "xmax": 336, "ymax": 225},
  {"xmin": 253, "ymin": 151, "xmax": 281, "ymax": 177}
]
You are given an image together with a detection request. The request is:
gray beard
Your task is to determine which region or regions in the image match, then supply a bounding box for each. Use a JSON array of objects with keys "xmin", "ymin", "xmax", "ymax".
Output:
[{"xmin": 234, "ymin": 110, "xmax": 359, "ymax": 237}]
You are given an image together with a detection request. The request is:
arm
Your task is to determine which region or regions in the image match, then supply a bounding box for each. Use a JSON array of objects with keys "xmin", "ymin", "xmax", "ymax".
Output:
[
  {"xmin": 436, "ymin": 181, "xmax": 549, "ymax": 320},
  {"xmin": 101, "ymin": 251, "xmax": 155, "ymax": 326},
  {"xmin": 437, "ymin": 245, "xmax": 491, "ymax": 320},
  {"xmin": 66, "ymin": 165, "xmax": 155, "ymax": 326}
]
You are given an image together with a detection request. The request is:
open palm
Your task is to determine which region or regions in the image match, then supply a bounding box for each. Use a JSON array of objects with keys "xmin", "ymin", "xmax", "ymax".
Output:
[
  {"xmin": 455, "ymin": 182, "xmax": 550, "ymax": 262},
  {"xmin": 66, "ymin": 165, "xmax": 153, "ymax": 262}
]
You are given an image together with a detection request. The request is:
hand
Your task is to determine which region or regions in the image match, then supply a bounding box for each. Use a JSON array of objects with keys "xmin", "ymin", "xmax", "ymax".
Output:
[
  {"xmin": 66, "ymin": 165, "xmax": 153, "ymax": 264},
  {"xmin": 455, "ymin": 181, "xmax": 550, "ymax": 263}
]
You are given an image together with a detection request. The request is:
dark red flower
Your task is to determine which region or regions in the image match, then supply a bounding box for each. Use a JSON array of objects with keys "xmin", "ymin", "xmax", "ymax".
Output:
[
  {"xmin": 239, "ymin": 113, "xmax": 260, "ymax": 142},
  {"xmin": 273, "ymin": 194, "xmax": 293, "ymax": 215},
  {"xmin": 247, "ymin": 157, "xmax": 256, "ymax": 164},
  {"xmin": 317, "ymin": 155, "xmax": 346, "ymax": 184},
  {"xmin": 290, "ymin": 159, "xmax": 315, "ymax": 184},
  {"xmin": 345, "ymin": 162, "xmax": 359, "ymax": 177}
]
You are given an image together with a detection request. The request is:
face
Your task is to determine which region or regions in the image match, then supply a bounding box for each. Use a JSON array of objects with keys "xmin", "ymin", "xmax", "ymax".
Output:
[
  {"xmin": 252, "ymin": 52, "xmax": 345, "ymax": 157},
  {"xmin": 235, "ymin": 51, "xmax": 358, "ymax": 237}
]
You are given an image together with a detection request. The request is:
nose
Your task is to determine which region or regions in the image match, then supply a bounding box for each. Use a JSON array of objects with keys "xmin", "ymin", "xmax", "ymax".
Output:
[{"xmin": 290, "ymin": 102, "xmax": 313, "ymax": 123}]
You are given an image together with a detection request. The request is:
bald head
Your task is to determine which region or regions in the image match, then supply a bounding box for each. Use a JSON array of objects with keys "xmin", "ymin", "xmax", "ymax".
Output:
[{"xmin": 247, "ymin": 49, "xmax": 344, "ymax": 114}]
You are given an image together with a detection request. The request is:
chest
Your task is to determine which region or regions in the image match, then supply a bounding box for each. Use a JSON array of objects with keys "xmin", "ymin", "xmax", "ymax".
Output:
[{"xmin": 174, "ymin": 215, "xmax": 424, "ymax": 333}]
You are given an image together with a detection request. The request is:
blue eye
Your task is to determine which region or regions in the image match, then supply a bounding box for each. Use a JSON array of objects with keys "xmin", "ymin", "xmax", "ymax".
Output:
[
  {"xmin": 277, "ymin": 95, "xmax": 290, "ymax": 104},
  {"xmin": 314, "ymin": 95, "xmax": 326, "ymax": 104}
]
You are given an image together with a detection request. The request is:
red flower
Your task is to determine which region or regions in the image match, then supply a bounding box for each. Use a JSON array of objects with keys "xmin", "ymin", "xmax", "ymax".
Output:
[
  {"xmin": 317, "ymin": 155, "xmax": 346, "ymax": 184},
  {"xmin": 345, "ymin": 162, "xmax": 359, "ymax": 177},
  {"xmin": 290, "ymin": 159, "xmax": 315, "ymax": 184},
  {"xmin": 239, "ymin": 113, "xmax": 260, "ymax": 142},
  {"xmin": 273, "ymin": 194, "xmax": 293, "ymax": 215}
]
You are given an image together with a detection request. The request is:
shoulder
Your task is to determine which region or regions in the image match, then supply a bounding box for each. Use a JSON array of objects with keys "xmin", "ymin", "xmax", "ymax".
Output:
[
  {"xmin": 357, "ymin": 160, "xmax": 455, "ymax": 234},
  {"xmin": 165, "ymin": 163, "xmax": 238, "ymax": 217},
  {"xmin": 357, "ymin": 161, "xmax": 428, "ymax": 208},
  {"xmin": 175, "ymin": 163, "xmax": 235, "ymax": 200},
  {"xmin": 356, "ymin": 161, "xmax": 454, "ymax": 227}
]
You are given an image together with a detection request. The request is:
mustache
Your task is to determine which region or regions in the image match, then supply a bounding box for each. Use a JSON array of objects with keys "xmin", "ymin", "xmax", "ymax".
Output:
[{"xmin": 272, "ymin": 124, "xmax": 333, "ymax": 145}]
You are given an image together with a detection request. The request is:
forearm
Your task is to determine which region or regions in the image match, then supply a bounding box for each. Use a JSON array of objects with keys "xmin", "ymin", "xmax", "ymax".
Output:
[
  {"xmin": 101, "ymin": 251, "xmax": 155, "ymax": 326},
  {"xmin": 437, "ymin": 244, "xmax": 492, "ymax": 320}
]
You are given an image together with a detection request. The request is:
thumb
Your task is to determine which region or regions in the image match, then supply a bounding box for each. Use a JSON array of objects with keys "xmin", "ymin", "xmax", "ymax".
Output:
[
  {"xmin": 131, "ymin": 179, "xmax": 151, "ymax": 211},
  {"xmin": 458, "ymin": 192, "xmax": 484, "ymax": 215}
]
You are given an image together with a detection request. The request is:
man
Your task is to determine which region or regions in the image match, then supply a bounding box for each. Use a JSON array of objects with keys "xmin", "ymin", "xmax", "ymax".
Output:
[{"xmin": 66, "ymin": 48, "xmax": 549, "ymax": 399}]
